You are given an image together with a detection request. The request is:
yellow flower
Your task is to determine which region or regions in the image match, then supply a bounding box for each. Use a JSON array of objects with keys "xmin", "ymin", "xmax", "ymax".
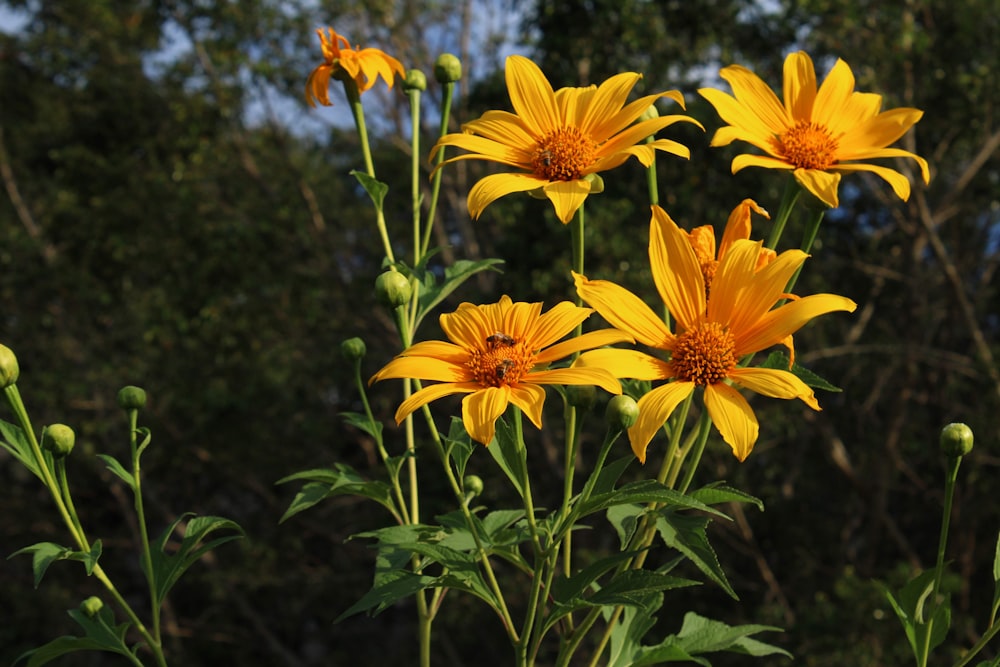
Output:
[
  {"xmin": 698, "ymin": 51, "xmax": 930, "ymax": 208},
  {"xmin": 574, "ymin": 205, "xmax": 857, "ymax": 462},
  {"xmin": 305, "ymin": 27, "xmax": 405, "ymax": 107},
  {"xmin": 431, "ymin": 55, "xmax": 701, "ymax": 224},
  {"xmin": 370, "ymin": 296, "xmax": 631, "ymax": 445},
  {"xmin": 685, "ymin": 198, "xmax": 776, "ymax": 296}
]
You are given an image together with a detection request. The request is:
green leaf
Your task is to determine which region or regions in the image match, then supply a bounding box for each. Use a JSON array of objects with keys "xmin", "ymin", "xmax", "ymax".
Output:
[
  {"xmin": 8, "ymin": 541, "xmax": 101, "ymax": 588},
  {"xmin": 335, "ymin": 569, "xmax": 438, "ymax": 622},
  {"xmin": 606, "ymin": 504, "xmax": 644, "ymax": 550},
  {"xmin": 580, "ymin": 479, "xmax": 729, "ymax": 520},
  {"xmin": 96, "ymin": 454, "xmax": 136, "ymax": 492},
  {"xmin": 149, "ymin": 513, "xmax": 244, "ymax": 604},
  {"xmin": 414, "ymin": 258, "xmax": 504, "ymax": 331},
  {"xmin": 135, "ymin": 426, "xmax": 152, "ymax": 458},
  {"xmin": 761, "ymin": 351, "xmax": 842, "ymax": 392},
  {"xmin": 276, "ymin": 464, "xmax": 398, "ymax": 522},
  {"xmin": 15, "ymin": 606, "xmax": 137, "ymax": 667},
  {"xmin": 880, "ymin": 569, "xmax": 951, "ymax": 662},
  {"xmin": 444, "ymin": 417, "xmax": 476, "ymax": 480},
  {"xmin": 589, "ymin": 570, "xmax": 700, "ymax": 607},
  {"xmin": 551, "ymin": 550, "xmax": 642, "ymax": 605},
  {"xmin": 663, "ymin": 611, "xmax": 791, "ymax": 660},
  {"xmin": 606, "ymin": 592, "xmax": 666, "ymax": 667},
  {"xmin": 341, "ymin": 411, "xmax": 384, "ymax": 443},
  {"xmin": 992, "ymin": 532, "xmax": 1000, "ymax": 623},
  {"xmin": 656, "ymin": 513, "xmax": 736, "ymax": 599},
  {"xmin": 586, "ymin": 454, "xmax": 636, "ymax": 499},
  {"xmin": 487, "ymin": 417, "xmax": 527, "ymax": 498},
  {"xmin": 0, "ymin": 418, "xmax": 44, "ymax": 480},
  {"xmin": 350, "ymin": 170, "xmax": 388, "ymax": 211},
  {"xmin": 689, "ymin": 482, "xmax": 764, "ymax": 513}
]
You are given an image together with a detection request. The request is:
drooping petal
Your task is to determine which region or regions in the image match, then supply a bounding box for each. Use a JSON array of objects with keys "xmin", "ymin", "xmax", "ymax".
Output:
[
  {"xmin": 728, "ymin": 367, "xmax": 821, "ymax": 410},
  {"xmin": 462, "ymin": 386, "xmax": 511, "ymax": 445},
  {"xmin": 719, "ymin": 199, "xmax": 768, "ymax": 259},
  {"xmin": 628, "ymin": 381, "xmax": 695, "ymax": 464},
  {"xmin": 508, "ymin": 383, "xmax": 547, "ymax": 429},
  {"xmin": 573, "ymin": 272, "xmax": 673, "ymax": 348},
  {"xmin": 649, "ymin": 206, "xmax": 706, "ymax": 330},
  {"xmin": 574, "ymin": 348, "xmax": 671, "ymax": 381},
  {"xmin": 535, "ymin": 328, "xmax": 635, "ymax": 365},
  {"xmin": 736, "ymin": 293, "xmax": 857, "ymax": 355},
  {"xmin": 833, "ymin": 161, "xmax": 918, "ymax": 201},
  {"xmin": 528, "ymin": 367, "xmax": 622, "ymax": 396},
  {"xmin": 793, "ymin": 168, "xmax": 842, "ymax": 208},
  {"xmin": 467, "ymin": 172, "xmax": 550, "ymax": 219},
  {"xmin": 837, "ymin": 146, "xmax": 930, "ymax": 185},
  {"xmin": 394, "ymin": 382, "xmax": 478, "ymax": 423},
  {"xmin": 703, "ymin": 382, "xmax": 758, "ymax": 462},
  {"xmin": 543, "ymin": 180, "xmax": 593, "ymax": 224}
]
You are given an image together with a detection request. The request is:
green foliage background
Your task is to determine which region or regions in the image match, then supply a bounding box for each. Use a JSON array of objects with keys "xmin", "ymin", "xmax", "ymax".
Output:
[{"xmin": 0, "ymin": 0, "xmax": 996, "ymax": 664}]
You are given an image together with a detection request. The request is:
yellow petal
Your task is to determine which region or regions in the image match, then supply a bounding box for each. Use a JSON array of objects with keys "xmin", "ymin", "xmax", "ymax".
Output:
[
  {"xmin": 713, "ymin": 242, "xmax": 806, "ymax": 334},
  {"xmin": 528, "ymin": 367, "xmax": 622, "ymax": 396},
  {"xmin": 837, "ymin": 108, "xmax": 924, "ymax": 155},
  {"xmin": 736, "ymin": 293, "xmax": 857, "ymax": 355},
  {"xmin": 578, "ymin": 71, "xmax": 643, "ymax": 137},
  {"xmin": 503, "ymin": 300, "xmax": 544, "ymax": 340},
  {"xmin": 649, "ymin": 206, "xmax": 706, "ymax": 330},
  {"xmin": 434, "ymin": 134, "xmax": 531, "ymax": 169},
  {"xmin": 528, "ymin": 301, "xmax": 593, "ymax": 350},
  {"xmin": 732, "ymin": 153, "xmax": 794, "ymax": 173},
  {"xmin": 509, "ymin": 383, "xmax": 547, "ymax": 429},
  {"xmin": 783, "ymin": 51, "xmax": 817, "ymax": 121},
  {"xmin": 718, "ymin": 64, "xmax": 791, "ymax": 135},
  {"xmin": 703, "ymin": 383, "xmax": 758, "ymax": 462},
  {"xmin": 812, "ymin": 59, "xmax": 857, "ymax": 129},
  {"xmin": 838, "ymin": 146, "xmax": 930, "ymax": 185},
  {"xmin": 699, "ymin": 86, "xmax": 781, "ymax": 150},
  {"xmin": 728, "ymin": 367, "xmax": 821, "ymax": 410},
  {"xmin": 467, "ymin": 172, "xmax": 550, "ymax": 219},
  {"xmin": 543, "ymin": 179, "xmax": 592, "ymax": 224},
  {"xmin": 373, "ymin": 356, "xmax": 470, "ymax": 384},
  {"xmin": 394, "ymin": 382, "xmax": 477, "ymax": 423},
  {"xmin": 505, "ymin": 55, "xmax": 560, "ymax": 138},
  {"xmin": 719, "ymin": 199, "xmax": 768, "ymax": 260},
  {"xmin": 628, "ymin": 381, "xmax": 695, "ymax": 464},
  {"xmin": 462, "ymin": 386, "xmax": 511, "ymax": 445},
  {"xmin": 536, "ymin": 328, "xmax": 635, "ymax": 365},
  {"xmin": 394, "ymin": 340, "xmax": 469, "ymax": 364},
  {"xmin": 440, "ymin": 301, "xmax": 492, "ymax": 349},
  {"xmin": 573, "ymin": 272, "xmax": 673, "ymax": 348},
  {"xmin": 574, "ymin": 348, "xmax": 671, "ymax": 381},
  {"xmin": 461, "ymin": 110, "xmax": 538, "ymax": 149},
  {"xmin": 793, "ymin": 168, "xmax": 841, "ymax": 208}
]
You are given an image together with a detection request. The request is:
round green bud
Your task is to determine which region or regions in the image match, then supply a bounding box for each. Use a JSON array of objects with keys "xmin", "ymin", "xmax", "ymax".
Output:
[
  {"xmin": 434, "ymin": 53, "xmax": 462, "ymax": 84},
  {"xmin": 79, "ymin": 596, "xmax": 103, "ymax": 617},
  {"xmin": 403, "ymin": 68, "xmax": 427, "ymax": 92},
  {"xmin": 605, "ymin": 395, "xmax": 639, "ymax": 431},
  {"xmin": 584, "ymin": 173, "xmax": 604, "ymax": 194},
  {"xmin": 638, "ymin": 104, "xmax": 660, "ymax": 123},
  {"xmin": 0, "ymin": 343, "xmax": 19, "ymax": 388},
  {"xmin": 565, "ymin": 385, "xmax": 597, "ymax": 412},
  {"xmin": 375, "ymin": 270, "xmax": 412, "ymax": 308},
  {"xmin": 117, "ymin": 385, "xmax": 147, "ymax": 411},
  {"xmin": 42, "ymin": 423, "xmax": 75, "ymax": 458},
  {"xmin": 463, "ymin": 474, "xmax": 484, "ymax": 497},
  {"xmin": 340, "ymin": 337, "xmax": 367, "ymax": 361},
  {"xmin": 940, "ymin": 422, "xmax": 974, "ymax": 458}
]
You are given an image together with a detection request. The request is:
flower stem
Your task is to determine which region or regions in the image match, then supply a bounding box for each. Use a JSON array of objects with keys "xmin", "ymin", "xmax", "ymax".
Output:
[
  {"xmin": 764, "ymin": 177, "xmax": 802, "ymax": 251},
  {"xmin": 128, "ymin": 414, "xmax": 162, "ymax": 652},
  {"xmin": 921, "ymin": 454, "xmax": 962, "ymax": 667},
  {"xmin": 421, "ymin": 81, "xmax": 455, "ymax": 258},
  {"xmin": 782, "ymin": 206, "xmax": 826, "ymax": 296},
  {"xmin": 645, "ymin": 135, "xmax": 659, "ymax": 207}
]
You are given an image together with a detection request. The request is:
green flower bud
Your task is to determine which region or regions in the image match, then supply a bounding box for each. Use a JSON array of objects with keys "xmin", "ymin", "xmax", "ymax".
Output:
[
  {"xmin": 605, "ymin": 395, "xmax": 639, "ymax": 431},
  {"xmin": 434, "ymin": 53, "xmax": 462, "ymax": 84},
  {"xmin": 0, "ymin": 343, "xmax": 19, "ymax": 388},
  {"xmin": 340, "ymin": 337, "xmax": 367, "ymax": 361},
  {"xmin": 404, "ymin": 68, "xmax": 427, "ymax": 92},
  {"xmin": 463, "ymin": 474, "xmax": 484, "ymax": 497},
  {"xmin": 940, "ymin": 422, "xmax": 974, "ymax": 458},
  {"xmin": 584, "ymin": 173, "xmax": 604, "ymax": 194},
  {"xmin": 527, "ymin": 185, "xmax": 548, "ymax": 200},
  {"xmin": 117, "ymin": 385, "xmax": 147, "ymax": 411},
  {"xmin": 42, "ymin": 424, "xmax": 75, "ymax": 458},
  {"xmin": 375, "ymin": 270, "xmax": 412, "ymax": 308},
  {"xmin": 79, "ymin": 596, "xmax": 103, "ymax": 617},
  {"xmin": 638, "ymin": 104, "xmax": 660, "ymax": 123},
  {"xmin": 565, "ymin": 385, "xmax": 596, "ymax": 412}
]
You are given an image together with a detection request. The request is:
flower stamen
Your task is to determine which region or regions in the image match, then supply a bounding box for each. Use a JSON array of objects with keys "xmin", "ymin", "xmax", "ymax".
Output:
[
  {"xmin": 773, "ymin": 121, "xmax": 839, "ymax": 170},
  {"xmin": 531, "ymin": 127, "xmax": 598, "ymax": 181},
  {"xmin": 669, "ymin": 322, "xmax": 737, "ymax": 386}
]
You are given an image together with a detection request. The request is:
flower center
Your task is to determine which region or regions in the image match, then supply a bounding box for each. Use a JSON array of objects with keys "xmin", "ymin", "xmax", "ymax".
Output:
[
  {"xmin": 467, "ymin": 332, "xmax": 533, "ymax": 387},
  {"xmin": 774, "ymin": 121, "xmax": 839, "ymax": 170},
  {"xmin": 669, "ymin": 322, "xmax": 737, "ymax": 386},
  {"xmin": 531, "ymin": 127, "xmax": 598, "ymax": 181}
]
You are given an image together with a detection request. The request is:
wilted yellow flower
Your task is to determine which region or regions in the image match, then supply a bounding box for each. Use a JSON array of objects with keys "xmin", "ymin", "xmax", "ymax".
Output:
[
  {"xmin": 574, "ymin": 205, "xmax": 857, "ymax": 462},
  {"xmin": 306, "ymin": 27, "xmax": 405, "ymax": 107},
  {"xmin": 432, "ymin": 55, "xmax": 701, "ymax": 224},
  {"xmin": 699, "ymin": 51, "xmax": 929, "ymax": 208},
  {"xmin": 371, "ymin": 296, "xmax": 630, "ymax": 445}
]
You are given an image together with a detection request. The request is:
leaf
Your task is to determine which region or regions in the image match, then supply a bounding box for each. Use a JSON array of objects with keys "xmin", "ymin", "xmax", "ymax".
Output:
[
  {"xmin": 350, "ymin": 170, "xmax": 388, "ymax": 210},
  {"xmin": 992, "ymin": 532, "xmax": 1000, "ymax": 623},
  {"xmin": 414, "ymin": 258, "xmax": 504, "ymax": 331},
  {"xmin": 580, "ymin": 479, "xmax": 729, "ymax": 520},
  {"xmin": 0, "ymin": 418, "xmax": 44, "ymax": 480},
  {"xmin": 551, "ymin": 551, "xmax": 642, "ymax": 605},
  {"xmin": 8, "ymin": 541, "xmax": 101, "ymax": 588},
  {"xmin": 149, "ymin": 514, "xmax": 244, "ymax": 604},
  {"xmin": 689, "ymin": 482, "xmax": 764, "ymax": 512},
  {"xmin": 96, "ymin": 454, "xmax": 136, "ymax": 492},
  {"xmin": 586, "ymin": 454, "xmax": 636, "ymax": 499},
  {"xmin": 606, "ymin": 592, "xmax": 666, "ymax": 667},
  {"xmin": 335, "ymin": 569, "xmax": 438, "ymax": 622},
  {"xmin": 880, "ymin": 569, "xmax": 951, "ymax": 662},
  {"xmin": 487, "ymin": 417, "xmax": 527, "ymax": 498},
  {"xmin": 444, "ymin": 417, "xmax": 475, "ymax": 480},
  {"xmin": 606, "ymin": 504, "xmax": 644, "ymax": 550},
  {"xmin": 589, "ymin": 570, "xmax": 700, "ymax": 607},
  {"xmin": 135, "ymin": 426, "xmax": 152, "ymax": 458},
  {"xmin": 15, "ymin": 606, "xmax": 137, "ymax": 667},
  {"xmin": 761, "ymin": 351, "xmax": 842, "ymax": 392},
  {"xmin": 276, "ymin": 464, "xmax": 398, "ymax": 522},
  {"xmin": 656, "ymin": 513, "xmax": 736, "ymax": 599},
  {"xmin": 340, "ymin": 411, "xmax": 384, "ymax": 443}
]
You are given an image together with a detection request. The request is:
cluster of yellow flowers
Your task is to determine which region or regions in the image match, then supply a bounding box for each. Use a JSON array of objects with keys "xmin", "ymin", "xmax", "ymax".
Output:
[{"xmin": 309, "ymin": 28, "xmax": 927, "ymax": 463}]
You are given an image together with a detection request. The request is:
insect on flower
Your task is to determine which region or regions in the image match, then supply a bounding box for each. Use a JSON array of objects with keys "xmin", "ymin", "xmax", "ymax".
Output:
[
  {"xmin": 486, "ymin": 332, "xmax": 517, "ymax": 348},
  {"xmin": 494, "ymin": 359, "xmax": 516, "ymax": 380}
]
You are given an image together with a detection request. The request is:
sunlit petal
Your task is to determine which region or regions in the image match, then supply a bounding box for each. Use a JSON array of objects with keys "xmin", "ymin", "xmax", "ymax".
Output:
[
  {"xmin": 536, "ymin": 329, "xmax": 635, "ymax": 365},
  {"xmin": 704, "ymin": 383, "xmax": 758, "ymax": 462},
  {"xmin": 793, "ymin": 168, "xmax": 841, "ymax": 208},
  {"xmin": 528, "ymin": 301, "xmax": 592, "ymax": 350},
  {"xmin": 729, "ymin": 367, "xmax": 820, "ymax": 410},
  {"xmin": 649, "ymin": 206, "xmax": 705, "ymax": 329},
  {"xmin": 394, "ymin": 382, "xmax": 477, "ymax": 423},
  {"xmin": 628, "ymin": 382, "xmax": 695, "ymax": 464},
  {"xmin": 783, "ymin": 51, "xmax": 817, "ymax": 120},
  {"xmin": 462, "ymin": 387, "xmax": 511, "ymax": 445},
  {"xmin": 736, "ymin": 293, "xmax": 857, "ymax": 355},
  {"xmin": 543, "ymin": 180, "xmax": 592, "ymax": 224},
  {"xmin": 575, "ymin": 348, "xmax": 672, "ymax": 381},
  {"xmin": 528, "ymin": 367, "xmax": 622, "ymax": 396},
  {"xmin": 508, "ymin": 383, "xmax": 547, "ymax": 429},
  {"xmin": 573, "ymin": 272, "xmax": 673, "ymax": 348},
  {"xmin": 505, "ymin": 55, "xmax": 560, "ymax": 136},
  {"xmin": 467, "ymin": 172, "xmax": 549, "ymax": 219}
]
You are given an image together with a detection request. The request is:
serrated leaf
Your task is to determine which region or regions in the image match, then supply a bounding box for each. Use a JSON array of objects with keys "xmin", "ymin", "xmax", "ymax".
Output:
[
  {"xmin": 673, "ymin": 611, "xmax": 791, "ymax": 658},
  {"xmin": 606, "ymin": 504, "xmax": 644, "ymax": 550},
  {"xmin": 689, "ymin": 482, "xmax": 764, "ymax": 512},
  {"xmin": 96, "ymin": 454, "xmax": 136, "ymax": 492},
  {"xmin": 335, "ymin": 569, "xmax": 437, "ymax": 622},
  {"xmin": 551, "ymin": 550, "xmax": 641, "ymax": 605},
  {"xmin": 761, "ymin": 351, "xmax": 842, "ymax": 392},
  {"xmin": 16, "ymin": 605, "xmax": 141, "ymax": 666},
  {"xmin": 580, "ymin": 479, "xmax": 729, "ymax": 520},
  {"xmin": 350, "ymin": 170, "xmax": 388, "ymax": 210},
  {"xmin": 276, "ymin": 464, "xmax": 398, "ymax": 522},
  {"xmin": 340, "ymin": 411, "xmax": 384, "ymax": 443},
  {"xmin": 149, "ymin": 514, "xmax": 244, "ymax": 604},
  {"xmin": 414, "ymin": 258, "xmax": 504, "ymax": 331},
  {"xmin": 8, "ymin": 542, "xmax": 100, "ymax": 588},
  {"xmin": 589, "ymin": 570, "xmax": 700, "ymax": 607},
  {"xmin": 606, "ymin": 591, "xmax": 667, "ymax": 667},
  {"xmin": 487, "ymin": 417, "xmax": 527, "ymax": 498},
  {"xmin": 656, "ymin": 513, "xmax": 736, "ymax": 599}
]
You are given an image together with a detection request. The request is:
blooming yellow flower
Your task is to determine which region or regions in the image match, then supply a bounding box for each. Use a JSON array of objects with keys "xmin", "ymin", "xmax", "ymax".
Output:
[
  {"xmin": 305, "ymin": 27, "xmax": 405, "ymax": 107},
  {"xmin": 574, "ymin": 205, "xmax": 857, "ymax": 462},
  {"xmin": 431, "ymin": 55, "xmax": 701, "ymax": 224},
  {"xmin": 685, "ymin": 198, "xmax": 776, "ymax": 296},
  {"xmin": 698, "ymin": 51, "xmax": 930, "ymax": 208},
  {"xmin": 371, "ymin": 296, "xmax": 631, "ymax": 445}
]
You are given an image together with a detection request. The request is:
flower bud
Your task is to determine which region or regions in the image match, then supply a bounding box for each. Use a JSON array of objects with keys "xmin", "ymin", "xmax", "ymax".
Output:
[
  {"xmin": 463, "ymin": 474, "xmax": 484, "ymax": 497},
  {"xmin": 940, "ymin": 422, "xmax": 974, "ymax": 458},
  {"xmin": 375, "ymin": 270, "xmax": 412, "ymax": 308},
  {"xmin": 404, "ymin": 68, "xmax": 427, "ymax": 92},
  {"xmin": 117, "ymin": 386, "xmax": 147, "ymax": 411},
  {"xmin": 584, "ymin": 173, "xmax": 604, "ymax": 194},
  {"xmin": 565, "ymin": 385, "xmax": 596, "ymax": 412},
  {"xmin": 638, "ymin": 104, "xmax": 659, "ymax": 123},
  {"xmin": 340, "ymin": 337, "xmax": 367, "ymax": 361},
  {"xmin": 0, "ymin": 343, "xmax": 19, "ymax": 388},
  {"xmin": 434, "ymin": 53, "xmax": 462, "ymax": 84},
  {"xmin": 42, "ymin": 424, "xmax": 75, "ymax": 458},
  {"xmin": 605, "ymin": 395, "xmax": 639, "ymax": 430},
  {"xmin": 79, "ymin": 596, "xmax": 103, "ymax": 617}
]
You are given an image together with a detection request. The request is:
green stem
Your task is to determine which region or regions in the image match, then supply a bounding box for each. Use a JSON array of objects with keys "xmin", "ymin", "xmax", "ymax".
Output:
[
  {"xmin": 420, "ymin": 81, "xmax": 455, "ymax": 258},
  {"xmin": 922, "ymin": 455, "xmax": 962, "ymax": 667},
  {"xmin": 782, "ymin": 206, "xmax": 826, "ymax": 297},
  {"xmin": 570, "ymin": 204, "xmax": 585, "ymax": 293},
  {"xmin": 764, "ymin": 177, "xmax": 802, "ymax": 251},
  {"xmin": 645, "ymin": 135, "xmax": 659, "ymax": 207},
  {"xmin": 129, "ymin": 412, "xmax": 162, "ymax": 652},
  {"xmin": 54, "ymin": 458, "xmax": 85, "ymax": 547},
  {"xmin": 409, "ymin": 87, "xmax": 422, "ymax": 265},
  {"xmin": 676, "ymin": 410, "xmax": 713, "ymax": 494},
  {"xmin": 952, "ymin": 618, "xmax": 1000, "ymax": 667}
]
